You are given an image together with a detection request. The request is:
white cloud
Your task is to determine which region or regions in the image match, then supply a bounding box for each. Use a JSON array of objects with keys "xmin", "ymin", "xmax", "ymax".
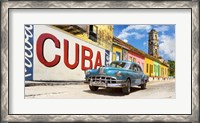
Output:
[
  {"xmin": 117, "ymin": 32, "xmax": 132, "ymax": 39},
  {"xmin": 143, "ymin": 41, "xmax": 148, "ymax": 51},
  {"xmin": 143, "ymin": 41, "xmax": 147, "ymax": 46},
  {"xmin": 117, "ymin": 25, "xmax": 151, "ymax": 40},
  {"xmin": 118, "ymin": 32, "xmax": 145, "ymax": 40},
  {"xmin": 123, "ymin": 25, "xmax": 152, "ymax": 32},
  {"xmin": 123, "ymin": 39, "xmax": 128, "ymax": 43},
  {"xmin": 154, "ymin": 25, "xmax": 170, "ymax": 34},
  {"xmin": 134, "ymin": 32, "xmax": 145, "ymax": 40},
  {"xmin": 159, "ymin": 35, "xmax": 175, "ymax": 60}
]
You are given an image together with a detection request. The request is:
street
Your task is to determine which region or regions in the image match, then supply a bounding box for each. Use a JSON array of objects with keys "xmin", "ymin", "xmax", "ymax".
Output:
[{"xmin": 25, "ymin": 80, "xmax": 175, "ymax": 99}]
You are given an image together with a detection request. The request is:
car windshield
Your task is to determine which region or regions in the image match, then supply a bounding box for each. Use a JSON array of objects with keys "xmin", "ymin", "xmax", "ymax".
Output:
[{"xmin": 110, "ymin": 61, "xmax": 130, "ymax": 69}]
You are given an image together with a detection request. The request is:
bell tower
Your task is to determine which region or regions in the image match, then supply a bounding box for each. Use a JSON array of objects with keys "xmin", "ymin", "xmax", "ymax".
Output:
[{"xmin": 148, "ymin": 29, "xmax": 159, "ymax": 58}]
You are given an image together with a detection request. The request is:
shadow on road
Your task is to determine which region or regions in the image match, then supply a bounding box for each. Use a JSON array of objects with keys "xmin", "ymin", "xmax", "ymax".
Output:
[{"xmin": 83, "ymin": 87, "xmax": 142, "ymax": 96}]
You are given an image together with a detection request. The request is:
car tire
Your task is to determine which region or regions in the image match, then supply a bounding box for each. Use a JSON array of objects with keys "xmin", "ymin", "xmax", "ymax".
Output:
[
  {"xmin": 89, "ymin": 85, "xmax": 99, "ymax": 91},
  {"xmin": 122, "ymin": 79, "xmax": 131, "ymax": 95},
  {"xmin": 141, "ymin": 81, "xmax": 147, "ymax": 89}
]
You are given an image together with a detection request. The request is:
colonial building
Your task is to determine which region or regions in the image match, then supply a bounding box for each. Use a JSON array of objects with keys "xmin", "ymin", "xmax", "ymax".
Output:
[
  {"xmin": 148, "ymin": 29, "xmax": 159, "ymax": 58},
  {"xmin": 113, "ymin": 36, "xmax": 169, "ymax": 79},
  {"xmin": 53, "ymin": 25, "xmax": 113, "ymax": 51},
  {"xmin": 112, "ymin": 37, "xmax": 129, "ymax": 61}
]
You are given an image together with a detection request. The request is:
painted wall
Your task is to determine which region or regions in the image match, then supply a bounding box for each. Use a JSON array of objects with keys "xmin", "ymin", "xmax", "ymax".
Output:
[
  {"xmin": 70, "ymin": 25, "xmax": 113, "ymax": 51},
  {"xmin": 144, "ymin": 57, "xmax": 154, "ymax": 76},
  {"xmin": 160, "ymin": 64, "xmax": 168, "ymax": 78},
  {"xmin": 122, "ymin": 49, "xmax": 129, "ymax": 61},
  {"xmin": 165, "ymin": 66, "xmax": 168, "ymax": 77},
  {"xmin": 128, "ymin": 51, "xmax": 145, "ymax": 71},
  {"xmin": 153, "ymin": 61, "xmax": 160, "ymax": 77},
  {"xmin": 112, "ymin": 44, "xmax": 122, "ymax": 61},
  {"xmin": 25, "ymin": 25, "xmax": 110, "ymax": 81}
]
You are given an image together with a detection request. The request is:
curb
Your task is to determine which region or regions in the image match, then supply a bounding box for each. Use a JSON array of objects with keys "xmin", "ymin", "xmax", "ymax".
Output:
[{"xmin": 25, "ymin": 81, "xmax": 87, "ymax": 87}]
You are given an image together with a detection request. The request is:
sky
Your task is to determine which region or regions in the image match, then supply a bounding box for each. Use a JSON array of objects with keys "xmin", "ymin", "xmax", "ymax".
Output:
[{"xmin": 114, "ymin": 25, "xmax": 175, "ymax": 61}]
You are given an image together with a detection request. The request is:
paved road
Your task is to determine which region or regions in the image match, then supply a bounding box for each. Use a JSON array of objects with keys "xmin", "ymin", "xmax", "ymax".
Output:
[{"xmin": 25, "ymin": 80, "xmax": 175, "ymax": 99}]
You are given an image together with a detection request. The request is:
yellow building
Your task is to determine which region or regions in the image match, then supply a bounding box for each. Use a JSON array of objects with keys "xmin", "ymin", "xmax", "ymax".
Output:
[
  {"xmin": 112, "ymin": 37, "xmax": 130, "ymax": 61},
  {"xmin": 53, "ymin": 25, "xmax": 113, "ymax": 51},
  {"xmin": 160, "ymin": 64, "xmax": 168, "ymax": 78},
  {"xmin": 144, "ymin": 57, "xmax": 154, "ymax": 76},
  {"xmin": 112, "ymin": 44, "xmax": 123, "ymax": 61}
]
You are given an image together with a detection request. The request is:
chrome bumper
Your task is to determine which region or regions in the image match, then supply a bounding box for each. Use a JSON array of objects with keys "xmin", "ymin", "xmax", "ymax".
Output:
[{"xmin": 87, "ymin": 75, "xmax": 126, "ymax": 88}]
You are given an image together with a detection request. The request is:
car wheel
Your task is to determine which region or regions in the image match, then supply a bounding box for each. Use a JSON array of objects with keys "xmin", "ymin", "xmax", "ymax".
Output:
[
  {"xmin": 141, "ymin": 81, "xmax": 147, "ymax": 89},
  {"xmin": 122, "ymin": 79, "xmax": 131, "ymax": 95},
  {"xmin": 89, "ymin": 85, "xmax": 99, "ymax": 91}
]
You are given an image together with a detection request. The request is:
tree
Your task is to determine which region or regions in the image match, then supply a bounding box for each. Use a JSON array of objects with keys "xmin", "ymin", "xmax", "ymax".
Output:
[{"xmin": 168, "ymin": 60, "xmax": 175, "ymax": 77}]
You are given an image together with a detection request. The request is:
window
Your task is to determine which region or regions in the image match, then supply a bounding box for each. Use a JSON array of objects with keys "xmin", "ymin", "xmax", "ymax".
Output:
[
  {"xmin": 110, "ymin": 61, "xmax": 128, "ymax": 69},
  {"xmin": 155, "ymin": 34, "xmax": 158, "ymax": 39},
  {"xmin": 130, "ymin": 64, "xmax": 137, "ymax": 72},
  {"xmin": 133, "ymin": 58, "xmax": 136, "ymax": 62},
  {"xmin": 150, "ymin": 65, "xmax": 153, "ymax": 74},
  {"xmin": 129, "ymin": 56, "xmax": 132, "ymax": 62},
  {"xmin": 133, "ymin": 64, "xmax": 138, "ymax": 72},
  {"xmin": 146, "ymin": 64, "xmax": 148, "ymax": 73},
  {"xmin": 89, "ymin": 25, "xmax": 97, "ymax": 42},
  {"xmin": 137, "ymin": 65, "xmax": 143, "ymax": 72},
  {"xmin": 161, "ymin": 68, "xmax": 164, "ymax": 76},
  {"xmin": 155, "ymin": 49, "xmax": 157, "ymax": 55},
  {"xmin": 116, "ymin": 52, "xmax": 121, "ymax": 61},
  {"xmin": 164, "ymin": 68, "xmax": 165, "ymax": 75}
]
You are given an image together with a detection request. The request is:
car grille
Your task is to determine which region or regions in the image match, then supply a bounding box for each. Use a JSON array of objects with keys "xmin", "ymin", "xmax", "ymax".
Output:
[{"xmin": 87, "ymin": 76, "xmax": 117, "ymax": 84}]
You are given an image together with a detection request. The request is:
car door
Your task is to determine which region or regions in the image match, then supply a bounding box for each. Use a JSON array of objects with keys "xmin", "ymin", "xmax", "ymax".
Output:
[
  {"xmin": 129, "ymin": 64, "xmax": 139, "ymax": 86},
  {"xmin": 137, "ymin": 65, "xmax": 144, "ymax": 84}
]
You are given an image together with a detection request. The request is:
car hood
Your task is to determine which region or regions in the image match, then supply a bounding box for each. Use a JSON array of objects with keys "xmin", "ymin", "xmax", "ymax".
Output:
[
  {"xmin": 97, "ymin": 66, "xmax": 126, "ymax": 76},
  {"xmin": 86, "ymin": 66, "xmax": 127, "ymax": 78}
]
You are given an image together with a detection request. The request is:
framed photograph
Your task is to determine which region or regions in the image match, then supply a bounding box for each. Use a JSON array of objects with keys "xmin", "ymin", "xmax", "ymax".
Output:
[{"xmin": 1, "ymin": 1, "xmax": 199, "ymax": 122}]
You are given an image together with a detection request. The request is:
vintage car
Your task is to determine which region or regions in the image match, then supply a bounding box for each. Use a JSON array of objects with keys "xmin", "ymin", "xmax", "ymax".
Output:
[{"xmin": 85, "ymin": 60, "xmax": 149, "ymax": 94}]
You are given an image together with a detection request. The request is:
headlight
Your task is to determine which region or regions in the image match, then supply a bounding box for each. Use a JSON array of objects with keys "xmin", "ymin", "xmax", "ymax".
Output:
[{"xmin": 116, "ymin": 71, "xmax": 121, "ymax": 77}]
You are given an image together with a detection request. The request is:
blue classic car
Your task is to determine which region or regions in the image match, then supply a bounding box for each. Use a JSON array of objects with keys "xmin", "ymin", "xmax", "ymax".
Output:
[{"xmin": 85, "ymin": 60, "xmax": 149, "ymax": 94}]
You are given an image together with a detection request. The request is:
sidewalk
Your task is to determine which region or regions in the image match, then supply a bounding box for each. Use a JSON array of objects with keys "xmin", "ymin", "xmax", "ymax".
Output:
[{"xmin": 25, "ymin": 81, "xmax": 86, "ymax": 87}]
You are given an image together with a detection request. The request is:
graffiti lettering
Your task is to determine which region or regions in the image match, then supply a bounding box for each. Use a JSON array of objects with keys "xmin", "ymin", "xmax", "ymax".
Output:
[
  {"xmin": 81, "ymin": 45, "xmax": 93, "ymax": 70},
  {"xmin": 24, "ymin": 25, "xmax": 33, "ymax": 79},
  {"xmin": 94, "ymin": 51, "xmax": 102, "ymax": 69},
  {"xmin": 36, "ymin": 33, "xmax": 61, "ymax": 67},
  {"xmin": 36, "ymin": 33, "xmax": 103, "ymax": 70},
  {"xmin": 64, "ymin": 39, "xmax": 79, "ymax": 69}
]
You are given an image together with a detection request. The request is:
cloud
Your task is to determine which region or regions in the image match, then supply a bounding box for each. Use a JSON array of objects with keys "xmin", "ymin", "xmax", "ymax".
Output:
[
  {"xmin": 159, "ymin": 35, "xmax": 175, "ymax": 60},
  {"xmin": 118, "ymin": 32, "xmax": 145, "ymax": 40},
  {"xmin": 154, "ymin": 25, "xmax": 170, "ymax": 34},
  {"xmin": 117, "ymin": 25, "xmax": 152, "ymax": 40},
  {"xmin": 123, "ymin": 39, "xmax": 128, "ymax": 43},
  {"xmin": 143, "ymin": 41, "xmax": 147, "ymax": 46},
  {"xmin": 134, "ymin": 33, "xmax": 145, "ymax": 40},
  {"xmin": 117, "ymin": 32, "xmax": 132, "ymax": 39},
  {"xmin": 143, "ymin": 41, "xmax": 148, "ymax": 52},
  {"xmin": 123, "ymin": 25, "xmax": 152, "ymax": 32}
]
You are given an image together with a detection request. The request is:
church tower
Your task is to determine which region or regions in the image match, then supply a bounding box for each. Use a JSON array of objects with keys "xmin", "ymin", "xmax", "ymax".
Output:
[{"xmin": 148, "ymin": 29, "xmax": 159, "ymax": 58}]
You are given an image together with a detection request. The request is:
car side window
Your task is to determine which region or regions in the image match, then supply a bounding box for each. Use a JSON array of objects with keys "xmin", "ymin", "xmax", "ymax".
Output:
[
  {"xmin": 137, "ymin": 65, "xmax": 143, "ymax": 72},
  {"xmin": 131, "ymin": 64, "xmax": 137, "ymax": 72}
]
